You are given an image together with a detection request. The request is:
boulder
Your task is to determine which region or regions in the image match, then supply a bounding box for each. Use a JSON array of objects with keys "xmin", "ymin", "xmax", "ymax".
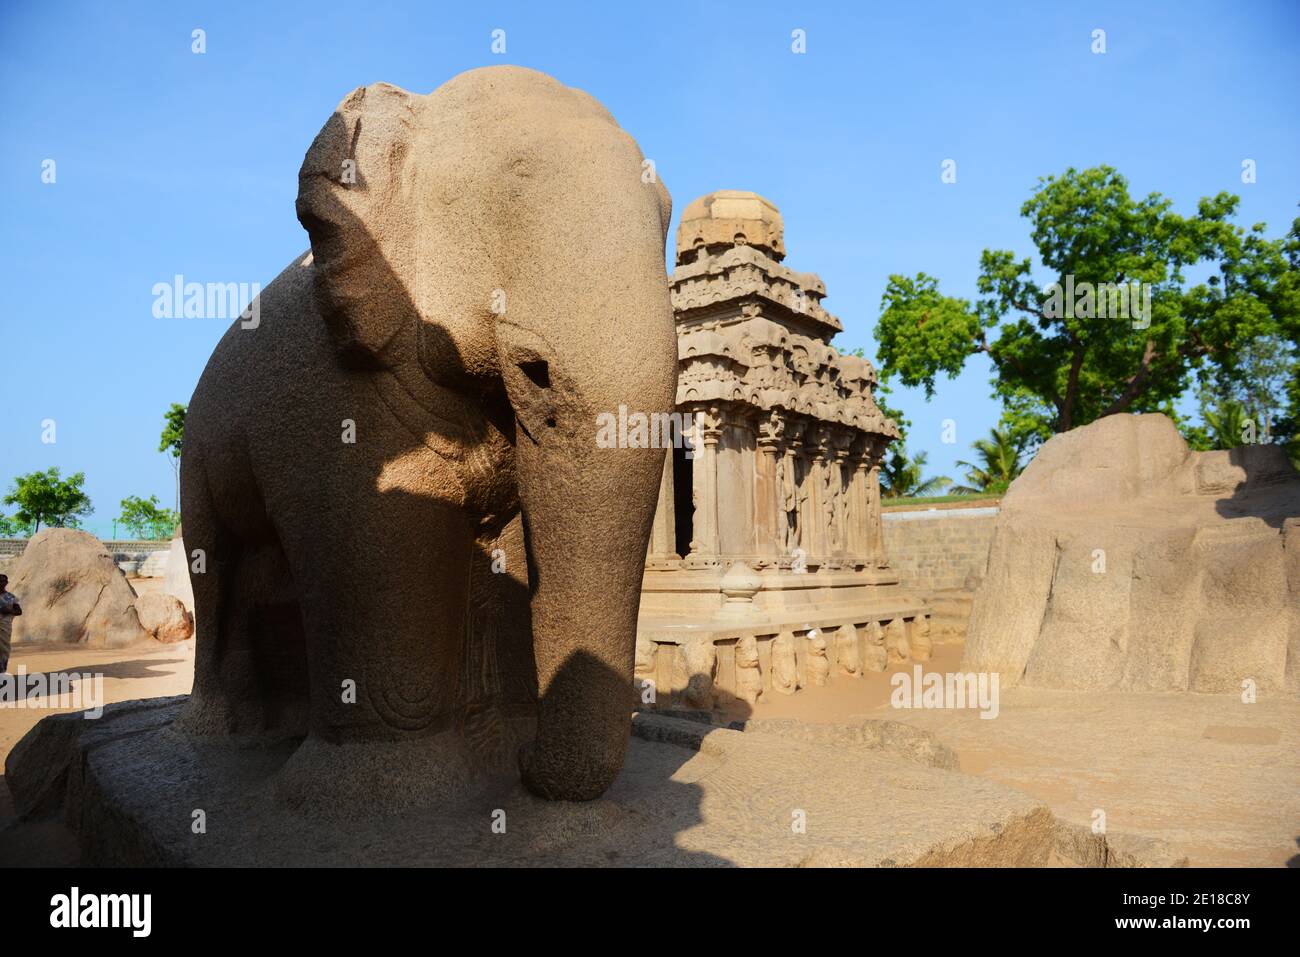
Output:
[
  {"xmin": 963, "ymin": 414, "xmax": 1300, "ymax": 693},
  {"xmin": 135, "ymin": 593, "xmax": 194, "ymax": 644},
  {"xmin": 162, "ymin": 527, "xmax": 194, "ymax": 613},
  {"xmin": 9, "ymin": 528, "xmax": 150, "ymax": 648}
]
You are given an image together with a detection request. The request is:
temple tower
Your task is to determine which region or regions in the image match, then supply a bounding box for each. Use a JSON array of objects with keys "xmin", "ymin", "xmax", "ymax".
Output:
[{"xmin": 637, "ymin": 190, "xmax": 930, "ymax": 706}]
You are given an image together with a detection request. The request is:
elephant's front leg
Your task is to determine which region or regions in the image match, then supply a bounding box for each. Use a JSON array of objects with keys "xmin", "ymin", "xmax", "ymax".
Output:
[{"xmin": 270, "ymin": 490, "xmax": 488, "ymax": 818}]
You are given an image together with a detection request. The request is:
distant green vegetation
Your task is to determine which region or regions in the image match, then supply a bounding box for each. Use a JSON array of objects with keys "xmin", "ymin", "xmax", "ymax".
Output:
[
  {"xmin": 117, "ymin": 494, "xmax": 179, "ymax": 540},
  {"xmin": 879, "ymin": 446, "xmax": 951, "ymax": 498},
  {"xmin": 2, "ymin": 467, "xmax": 93, "ymax": 534},
  {"xmin": 159, "ymin": 402, "xmax": 187, "ymax": 512},
  {"xmin": 949, "ymin": 427, "xmax": 1030, "ymax": 494},
  {"xmin": 881, "ymin": 491, "xmax": 1002, "ymax": 509},
  {"xmin": 872, "ymin": 166, "xmax": 1299, "ymax": 451}
]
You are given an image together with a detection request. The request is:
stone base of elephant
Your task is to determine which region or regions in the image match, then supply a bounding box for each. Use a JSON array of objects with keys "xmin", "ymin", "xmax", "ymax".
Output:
[
  {"xmin": 4, "ymin": 698, "xmax": 1185, "ymax": 866},
  {"xmin": 272, "ymin": 723, "xmax": 534, "ymax": 823}
]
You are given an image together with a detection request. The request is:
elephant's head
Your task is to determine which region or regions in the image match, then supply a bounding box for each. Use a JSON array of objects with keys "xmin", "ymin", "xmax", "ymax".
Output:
[{"xmin": 295, "ymin": 67, "xmax": 677, "ymax": 800}]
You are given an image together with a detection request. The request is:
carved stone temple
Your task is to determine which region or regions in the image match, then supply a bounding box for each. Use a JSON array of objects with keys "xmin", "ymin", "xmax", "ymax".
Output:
[{"xmin": 635, "ymin": 190, "xmax": 931, "ymax": 707}]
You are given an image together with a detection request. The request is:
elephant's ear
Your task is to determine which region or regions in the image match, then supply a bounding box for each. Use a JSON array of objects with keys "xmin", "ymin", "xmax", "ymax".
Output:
[{"xmin": 296, "ymin": 83, "xmax": 421, "ymax": 367}]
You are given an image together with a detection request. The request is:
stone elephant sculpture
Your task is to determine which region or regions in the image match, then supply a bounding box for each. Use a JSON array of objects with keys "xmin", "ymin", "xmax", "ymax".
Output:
[{"xmin": 176, "ymin": 66, "xmax": 677, "ymax": 809}]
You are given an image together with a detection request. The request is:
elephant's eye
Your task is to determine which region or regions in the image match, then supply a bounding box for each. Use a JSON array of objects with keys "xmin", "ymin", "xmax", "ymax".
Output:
[{"xmin": 519, "ymin": 360, "xmax": 550, "ymax": 390}]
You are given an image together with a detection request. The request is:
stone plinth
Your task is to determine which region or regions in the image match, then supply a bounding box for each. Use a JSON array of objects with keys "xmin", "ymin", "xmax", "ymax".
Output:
[{"xmin": 9, "ymin": 698, "xmax": 1100, "ymax": 867}]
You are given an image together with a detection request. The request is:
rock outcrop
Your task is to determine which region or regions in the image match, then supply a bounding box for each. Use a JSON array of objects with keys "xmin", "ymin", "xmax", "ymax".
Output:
[
  {"xmin": 135, "ymin": 592, "xmax": 194, "ymax": 644},
  {"xmin": 9, "ymin": 528, "xmax": 151, "ymax": 648},
  {"xmin": 162, "ymin": 526, "xmax": 194, "ymax": 613},
  {"xmin": 963, "ymin": 413, "xmax": 1300, "ymax": 693}
]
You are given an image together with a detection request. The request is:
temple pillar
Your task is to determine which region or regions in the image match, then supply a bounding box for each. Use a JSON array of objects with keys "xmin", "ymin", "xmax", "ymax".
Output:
[
  {"xmin": 806, "ymin": 427, "xmax": 832, "ymax": 565},
  {"xmin": 849, "ymin": 444, "xmax": 871, "ymax": 567},
  {"xmin": 685, "ymin": 406, "xmax": 723, "ymax": 566},
  {"xmin": 753, "ymin": 412, "xmax": 782, "ymax": 565},
  {"xmin": 796, "ymin": 455, "xmax": 816, "ymax": 567},
  {"xmin": 647, "ymin": 447, "xmax": 678, "ymax": 564},
  {"xmin": 830, "ymin": 430, "xmax": 853, "ymax": 564},
  {"xmin": 868, "ymin": 438, "xmax": 887, "ymax": 568},
  {"xmin": 782, "ymin": 420, "xmax": 808, "ymax": 568},
  {"xmin": 715, "ymin": 416, "xmax": 752, "ymax": 557}
]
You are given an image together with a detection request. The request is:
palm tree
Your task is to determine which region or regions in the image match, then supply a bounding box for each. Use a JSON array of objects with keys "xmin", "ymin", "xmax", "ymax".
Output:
[
  {"xmin": 1202, "ymin": 399, "xmax": 1255, "ymax": 449},
  {"xmin": 950, "ymin": 427, "xmax": 1027, "ymax": 494},
  {"xmin": 880, "ymin": 445, "xmax": 951, "ymax": 498}
]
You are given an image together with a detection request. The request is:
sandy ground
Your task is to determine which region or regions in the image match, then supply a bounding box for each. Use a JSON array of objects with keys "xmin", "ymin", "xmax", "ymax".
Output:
[
  {"xmin": 734, "ymin": 640, "xmax": 1300, "ymax": 868},
  {"xmin": 1, "ymin": 586, "xmax": 1295, "ymax": 867},
  {"xmin": 0, "ymin": 579, "xmax": 195, "ymax": 824}
]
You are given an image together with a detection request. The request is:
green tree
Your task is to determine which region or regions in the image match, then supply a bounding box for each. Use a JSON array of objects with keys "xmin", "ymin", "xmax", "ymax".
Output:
[
  {"xmin": 3, "ymin": 468, "xmax": 93, "ymax": 533},
  {"xmin": 159, "ymin": 403, "xmax": 187, "ymax": 512},
  {"xmin": 118, "ymin": 494, "xmax": 179, "ymax": 540},
  {"xmin": 0, "ymin": 513, "xmax": 31, "ymax": 537},
  {"xmin": 950, "ymin": 427, "xmax": 1029, "ymax": 494},
  {"xmin": 873, "ymin": 167, "xmax": 1299, "ymax": 439},
  {"xmin": 1200, "ymin": 398, "xmax": 1253, "ymax": 450},
  {"xmin": 879, "ymin": 446, "xmax": 950, "ymax": 498}
]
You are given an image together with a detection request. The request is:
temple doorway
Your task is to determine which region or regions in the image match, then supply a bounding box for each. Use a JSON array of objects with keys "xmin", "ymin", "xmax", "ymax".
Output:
[{"xmin": 672, "ymin": 444, "xmax": 694, "ymax": 559}]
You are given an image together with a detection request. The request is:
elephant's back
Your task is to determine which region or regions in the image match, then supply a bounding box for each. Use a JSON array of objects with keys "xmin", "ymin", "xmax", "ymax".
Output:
[
  {"xmin": 187, "ymin": 251, "xmax": 333, "ymax": 433},
  {"xmin": 182, "ymin": 251, "xmax": 344, "ymax": 531}
]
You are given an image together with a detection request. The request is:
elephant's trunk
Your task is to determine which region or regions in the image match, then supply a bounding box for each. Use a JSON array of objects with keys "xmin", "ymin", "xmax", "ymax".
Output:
[
  {"xmin": 489, "ymin": 156, "xmax": 677, "ymax": 801},
  {"xmin": 515, "ymin": 438, "xmax": 665, "ymax": 801}
]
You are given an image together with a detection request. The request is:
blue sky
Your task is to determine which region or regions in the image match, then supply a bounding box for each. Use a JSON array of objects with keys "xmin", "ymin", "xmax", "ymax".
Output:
[{"xmin": 2, "ymin": 0, "xmax": 1297, "ymax": 536}]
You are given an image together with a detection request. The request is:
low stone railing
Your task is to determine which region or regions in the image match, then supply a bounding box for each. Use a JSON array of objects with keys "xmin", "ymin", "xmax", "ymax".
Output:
[{"xmin": 635, "ymin": 613, "xmax": 933, "ymax": 711}]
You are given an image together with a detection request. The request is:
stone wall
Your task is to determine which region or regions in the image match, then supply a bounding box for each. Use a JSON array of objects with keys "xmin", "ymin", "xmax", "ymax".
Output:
[
  {"xmin": 882, "ymin": 506, "xmax": 999, "ymax": 594},
  {"xmin": 0, "ymin": 538, "xmax": 172, "ymax": 577}
]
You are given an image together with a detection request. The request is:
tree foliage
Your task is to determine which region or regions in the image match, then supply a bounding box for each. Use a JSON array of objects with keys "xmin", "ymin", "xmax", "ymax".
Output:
[
  {"xmin": 159, "ymin": 403, "xmax": 187, "ymax": 459},
  {"xmin": 3, "ymin": 468, "xmax": 93, "ymax": 533},
  {"xmin": 159, "ymin": 403, "xmax": 187, "ymax": 512},
  {"xmin": 0, "ymin": 513, "xmax": 30, "ymax": 537},
  {"xmin": 950, "ymin": 427, "xmax": 1029, "ymax": 494},
  {"xmin": 879, "ymin": 446, "xmax": 950, "ymax": 498},
  {"xmin": 873, "ymin": 167, "xmax": 1299, "ymax": 441},
  {"xmin": 118, "ymin": 494, "xmax": 179, "ymax": 540}
]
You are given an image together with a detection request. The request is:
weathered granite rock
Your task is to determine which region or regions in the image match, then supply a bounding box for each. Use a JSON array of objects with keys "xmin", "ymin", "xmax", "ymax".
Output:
[
  {"xmin": 161, "ymin": 527, "xmax": 194, "ymax": 613},
  {"xmin": 1052, "ymin": 820, "xmax": 1189, "ymax": 868},
  {"xmin": 6, "ymin": 699, "xmax": 1078, "ymax": 867},
  {"xmin": 135, "ymin": 593, "xmax": 194, "ymax": 644},
  {"xmin": 719, "ymin": 715, "xmax": 960, "ymax": 771},
  {"xmin": 9, "ymin": 528, "xmax": 150, "ymax": 648},
  {"xmin": 964, "ymin": 413, "xmax": 1300, "ymax": 692},
  {"xmin": 156, "ymin": 65, "xmax": 678, "ymax": 810}
]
